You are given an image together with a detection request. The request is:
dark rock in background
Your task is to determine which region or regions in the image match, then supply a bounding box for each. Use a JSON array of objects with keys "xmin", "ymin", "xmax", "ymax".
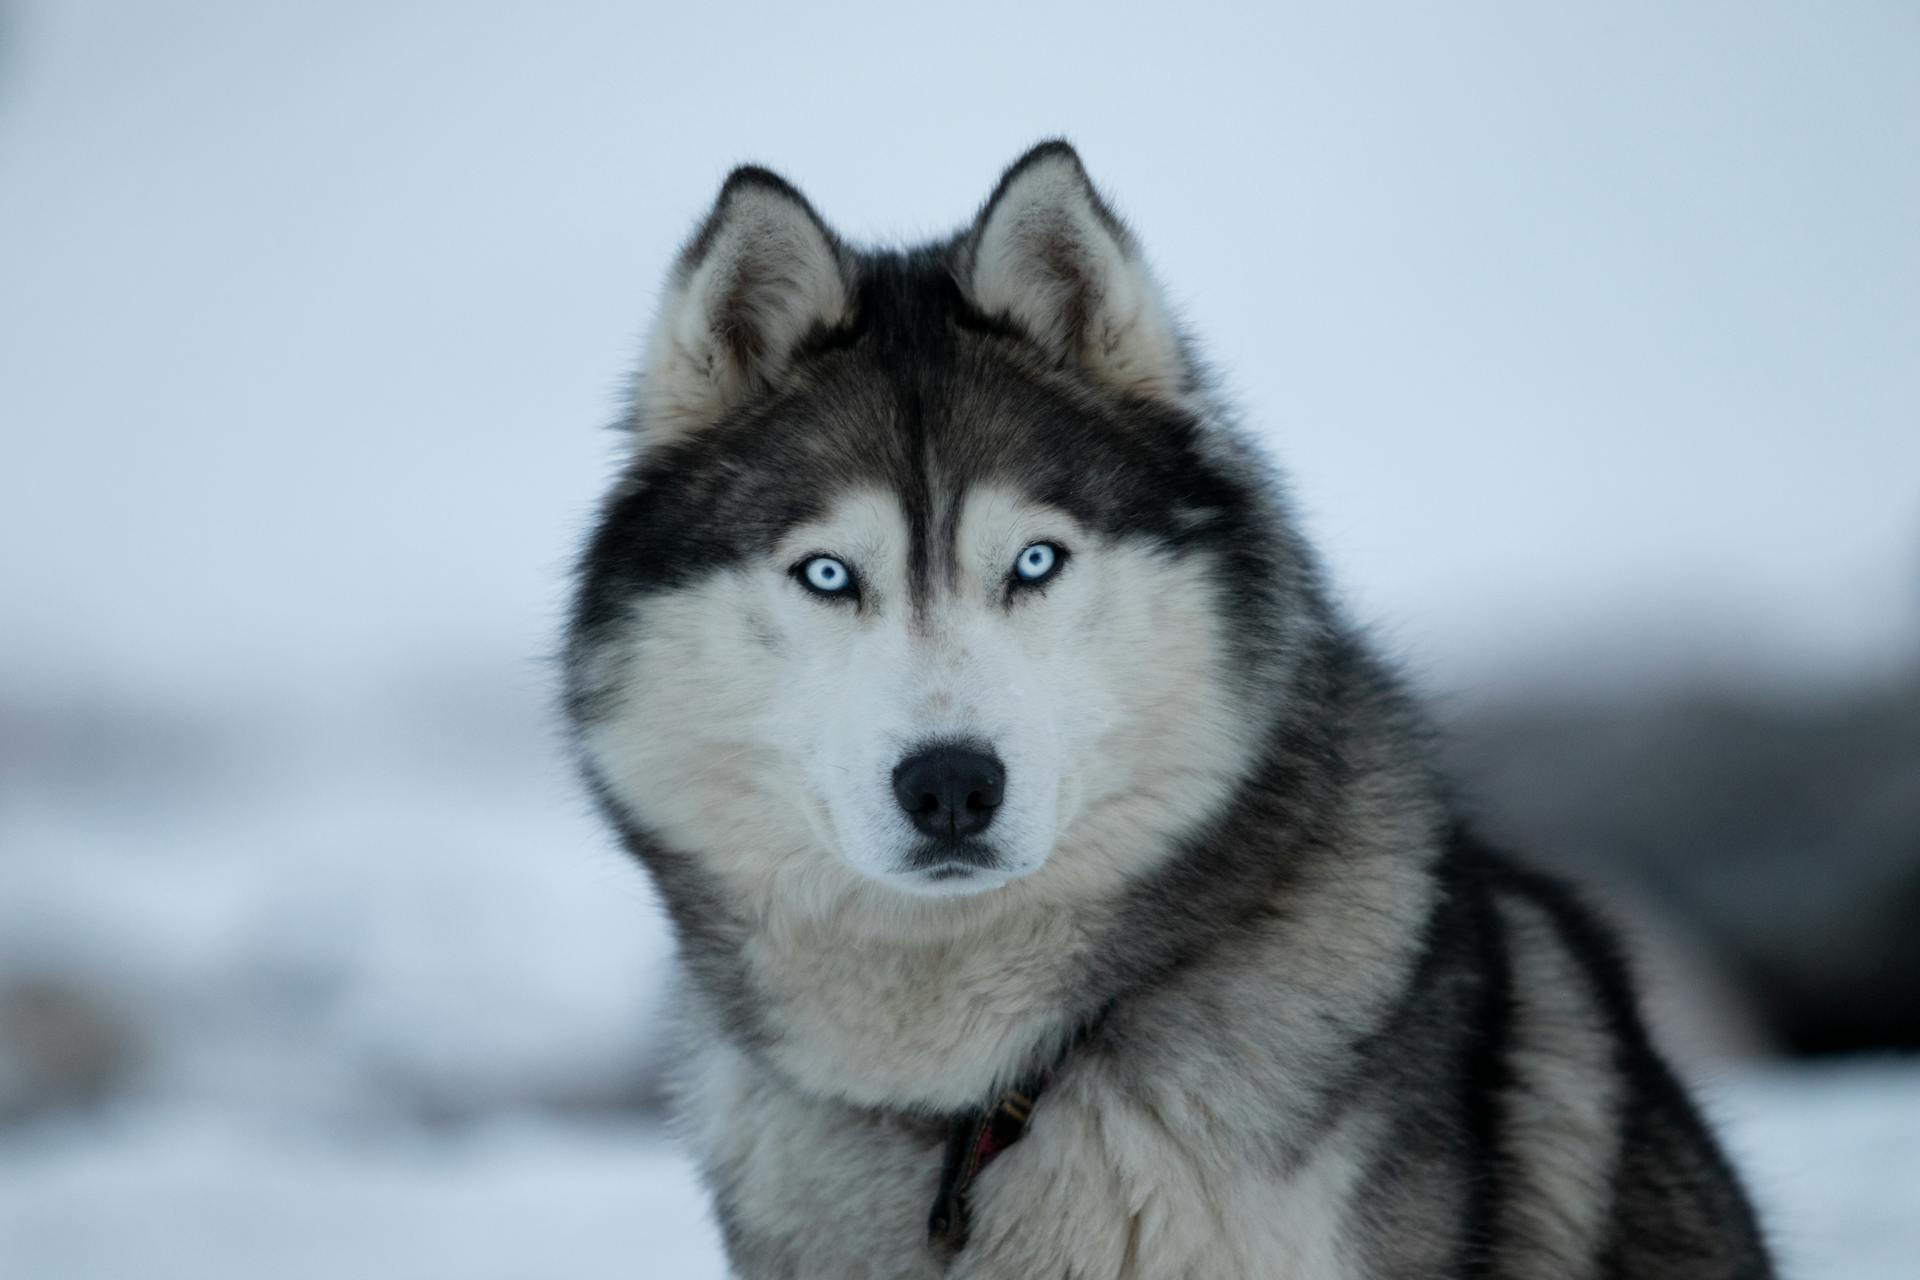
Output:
[
  {"xmin": 1443, "ymin": 668, "xmax": 1920, "ymax": 1058},
  {"xmin": 0, "ymin": 976, "xmax": 140, "ymax": 1124}
]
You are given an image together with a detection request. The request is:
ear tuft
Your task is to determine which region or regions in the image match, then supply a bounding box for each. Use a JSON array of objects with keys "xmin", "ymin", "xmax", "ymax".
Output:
[
  {"xmin": 636, "ymin": 167, "xmax": 852, "ymax": 444},
  {"xmin": 960, "ymin": 142, "xmax": 1186, "ymax": 402}
]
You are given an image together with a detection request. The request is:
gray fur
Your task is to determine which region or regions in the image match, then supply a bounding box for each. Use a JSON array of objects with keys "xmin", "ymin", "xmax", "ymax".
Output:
[{"xmin": 564, "ymin": 141, "xmax": 1773, "ymax": 1278}]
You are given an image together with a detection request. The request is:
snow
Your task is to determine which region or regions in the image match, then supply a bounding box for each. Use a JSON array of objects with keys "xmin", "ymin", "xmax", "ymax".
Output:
[
  {"xmin": 1710, "ymin": 1062, "xmax": 1920, "ymax": 1278},
  {"xmin": 1, "ymin": 1064, "xmax": 1916, "ymax": 1279},
  {"xmin": 0, "ymin": 692, "xmax": 678, "ymax": 1124},
  {"xmin": 0, "ymin": 1111, "xmax": 725, "ymax": 1280}
]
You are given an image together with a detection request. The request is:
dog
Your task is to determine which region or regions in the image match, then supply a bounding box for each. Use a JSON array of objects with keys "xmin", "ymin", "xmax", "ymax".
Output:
[{"xmin": 563, "ymin": 141, "xmax": 1774, "ymax": 1278}]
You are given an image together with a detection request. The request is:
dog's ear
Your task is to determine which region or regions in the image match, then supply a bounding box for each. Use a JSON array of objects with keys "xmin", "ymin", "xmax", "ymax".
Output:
[
  {"xmin": 636, "ymin": 167, "xmax": 853, "ymax": 444},
  {"xmin": 960, "ymin": 142, "xmax": 1187, "ymax": 402}
]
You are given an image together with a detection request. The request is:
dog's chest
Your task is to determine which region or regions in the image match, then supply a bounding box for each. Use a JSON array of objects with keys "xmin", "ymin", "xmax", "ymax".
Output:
[
  {"xmin": 678, "ymin": 1030, "xmax": 1378, "ymax": 1280},
  {"xmin": 739, "ymin": 910, "xmax": 1092, "ymax": 1112}
]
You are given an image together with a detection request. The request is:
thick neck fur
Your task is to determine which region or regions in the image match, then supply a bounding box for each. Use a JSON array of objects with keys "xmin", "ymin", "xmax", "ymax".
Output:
[{"xmin": 618, "ymin": 618, "xmax": 1447, "ymax": 1118}]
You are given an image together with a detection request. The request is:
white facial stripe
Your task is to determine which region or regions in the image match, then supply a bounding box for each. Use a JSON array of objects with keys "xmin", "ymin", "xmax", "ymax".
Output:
[{"xmin": 584, "ymin": 570, "xmax": 802, "ymax": 861}]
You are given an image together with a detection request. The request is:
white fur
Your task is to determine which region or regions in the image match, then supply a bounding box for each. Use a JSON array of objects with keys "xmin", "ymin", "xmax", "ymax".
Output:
[
  {"xmin": 1494, "ymin": 893, "xmax": 1626, "ymax": 1272},
  {"xmin": 957, "ymin": 1088, "xmax": 1373, "ymax": 1280}
]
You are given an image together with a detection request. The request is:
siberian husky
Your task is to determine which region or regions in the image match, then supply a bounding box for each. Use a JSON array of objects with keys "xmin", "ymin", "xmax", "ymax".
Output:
[{"xmin": 564, "ymin": 142, "xmax": 1773, "ymax": 1278}]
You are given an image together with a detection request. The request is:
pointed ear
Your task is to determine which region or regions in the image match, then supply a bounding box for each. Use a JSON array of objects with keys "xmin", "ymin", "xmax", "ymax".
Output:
[
  {"xmin": 636, "ymin": 167, "xmax": 853, "ymax": 443},
  {"xmin": 959, "ymin": 142, "xmax": 1187, "ymax": 402}
]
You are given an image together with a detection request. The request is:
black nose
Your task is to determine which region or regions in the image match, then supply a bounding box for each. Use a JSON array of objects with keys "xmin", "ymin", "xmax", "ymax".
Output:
[{"xmin": 892, "ymin": 746, "xmax": 1005, "ymax": 842}]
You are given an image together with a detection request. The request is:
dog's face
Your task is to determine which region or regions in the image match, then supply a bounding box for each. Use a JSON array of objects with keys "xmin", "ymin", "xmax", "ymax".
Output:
[
  {"xmin": 760, "ymin": 483, "xmax": 1093, "ymax": 894},
  {"xmin": 611, "ymin": 480, "xmax": 1233, "ymax": 900},
  {"xmin": 570, "ymin": 147, "xmax": 1288, "ymax": 906}
]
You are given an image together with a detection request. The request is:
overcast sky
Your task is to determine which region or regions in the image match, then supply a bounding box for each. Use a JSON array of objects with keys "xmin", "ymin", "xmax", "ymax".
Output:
[{"xmin": 3, "ymin": 1, "xmax": 1915, "ymax": 705}]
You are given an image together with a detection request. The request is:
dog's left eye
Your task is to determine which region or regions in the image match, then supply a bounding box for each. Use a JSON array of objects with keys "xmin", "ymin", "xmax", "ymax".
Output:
[{"xmin": 1011, "ymin": 542, "xmax": 1065, "ymax": 586}]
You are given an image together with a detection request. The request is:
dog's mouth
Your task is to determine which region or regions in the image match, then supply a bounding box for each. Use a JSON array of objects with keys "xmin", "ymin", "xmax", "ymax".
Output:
[
  {"xmin": 889, "ymin": 851, "xmax": 1018, "ymax": 898},
  {"xmin": 878, "ymin": 836, "xmax": 1040, "ymax": 897},
  {"xmin": 903, "ymin": 838, "xmax": 1003, "ymax": 881}
]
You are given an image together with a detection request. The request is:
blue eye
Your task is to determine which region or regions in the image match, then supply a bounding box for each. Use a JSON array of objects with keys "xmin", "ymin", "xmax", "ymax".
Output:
[
  {"xmin": 1012, "ymin": 542, "xmax": 1063, "ymax": 584},
  {"xmin": 798, "ymin": 555, "xmax": 854, "ymax": 597}
]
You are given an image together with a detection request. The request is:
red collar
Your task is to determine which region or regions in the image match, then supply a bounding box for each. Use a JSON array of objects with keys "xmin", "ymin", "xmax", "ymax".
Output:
[
  {"xmin": 925, "ymin": 1010, "xmax": 1108, "ymax": 1255},
  {"xmin": 926, "ymin": 1074, "xmax": 1048, "ymax": 1254}
]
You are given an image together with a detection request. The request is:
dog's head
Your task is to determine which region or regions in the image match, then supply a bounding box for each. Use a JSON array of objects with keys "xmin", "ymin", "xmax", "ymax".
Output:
[{"xmin": 569, "ymin": 144, "xmax": 1303, "ymax": 908}]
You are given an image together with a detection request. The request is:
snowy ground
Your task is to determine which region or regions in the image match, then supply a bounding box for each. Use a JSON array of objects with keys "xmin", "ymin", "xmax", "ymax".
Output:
[
  {"xmin": 0, "ymin": 1111, "xmax": 723, "ymax": 1280},
  {"xmin": 1, "ymin": 1062, "xmax": 1915, "ymax": 1279},
  {"xmin": 1710, "ymin": 1063, "xmax": 1920, "ymax": 1278}
]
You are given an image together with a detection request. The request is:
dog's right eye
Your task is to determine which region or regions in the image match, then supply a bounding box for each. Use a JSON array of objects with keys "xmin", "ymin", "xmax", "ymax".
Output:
[{"xmin": 794, "ymin": 555, "xmax": 857, "ymax": 600}]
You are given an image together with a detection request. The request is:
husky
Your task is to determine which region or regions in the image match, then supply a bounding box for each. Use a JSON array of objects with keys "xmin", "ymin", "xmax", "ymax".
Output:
[{"xmin": 563, "ymin": 142, "xmax": 1773, "ymax": 1278}]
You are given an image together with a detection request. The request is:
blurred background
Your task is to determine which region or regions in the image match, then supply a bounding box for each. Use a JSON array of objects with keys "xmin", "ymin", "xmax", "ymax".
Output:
[{"xmin": 1, "ymin": 3, "xmax": 1915, "ymax": 1276}]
